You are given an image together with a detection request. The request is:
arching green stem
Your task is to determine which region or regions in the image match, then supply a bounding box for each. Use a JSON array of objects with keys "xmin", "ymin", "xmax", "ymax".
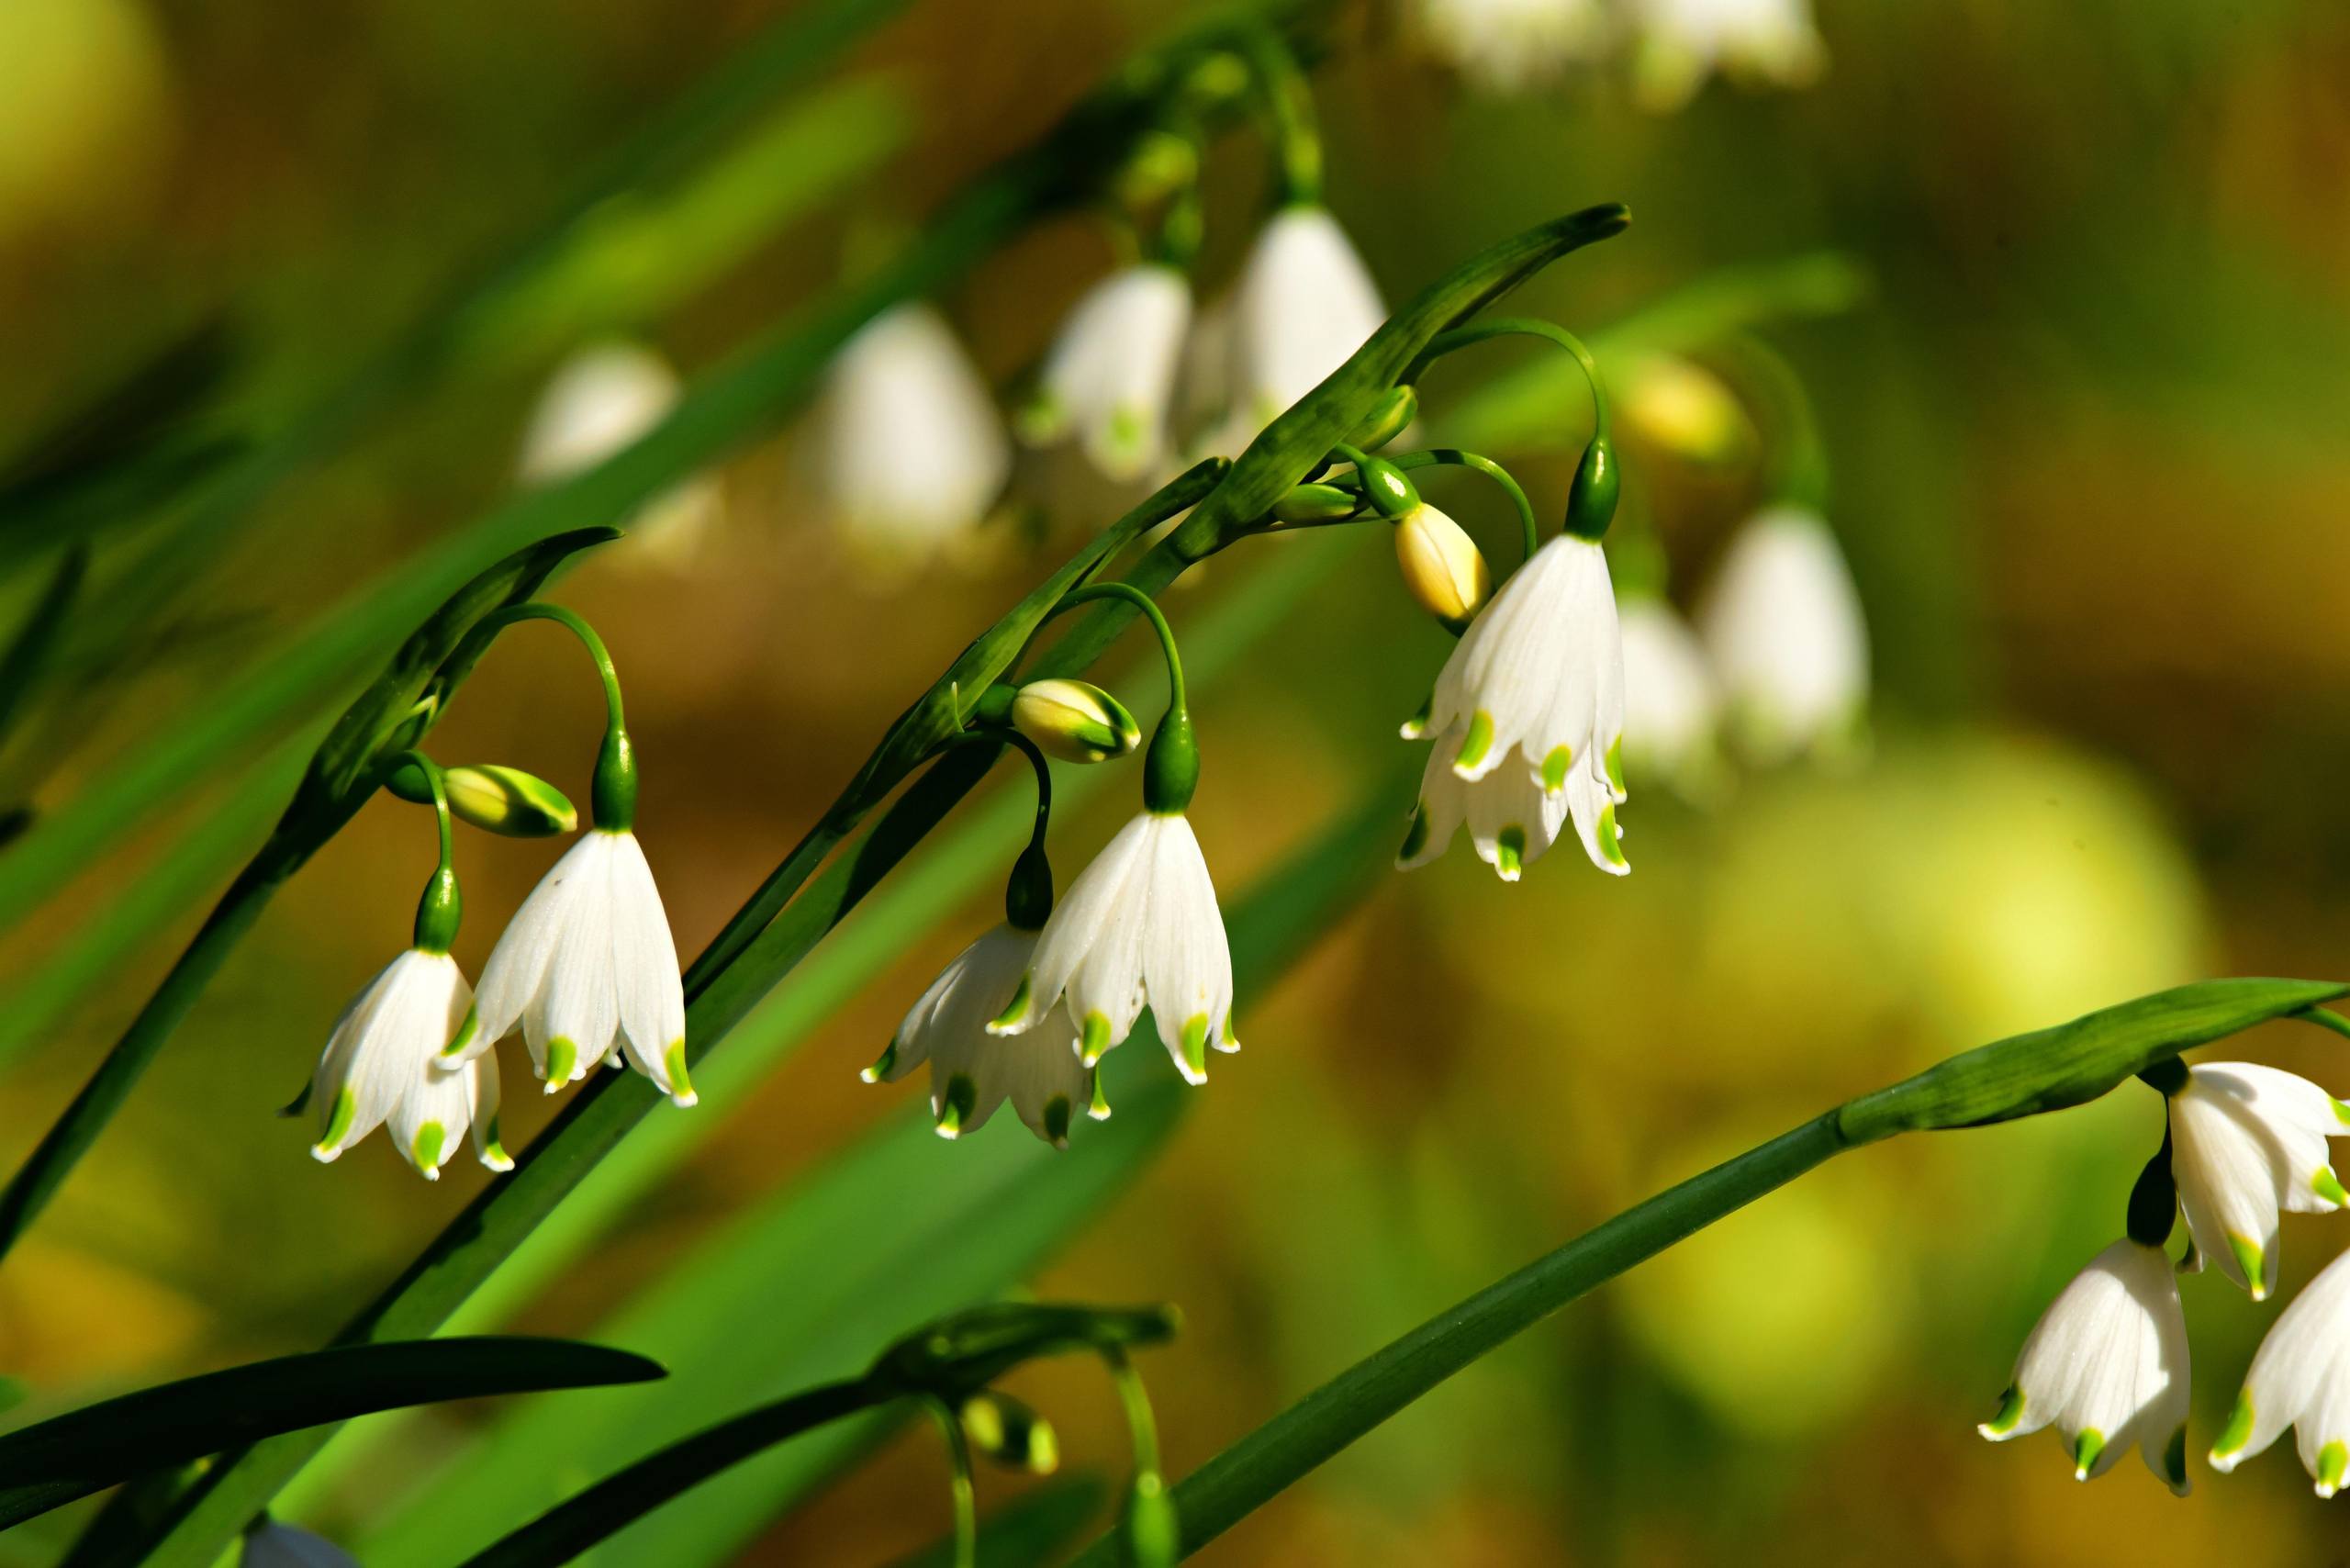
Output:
[
  {"xmin": 475, "ymin": 602, "xmax": 635, "ymax": 831},
  {"xmin": 1107, "ymin": 1348, "xmax": 1178, "ymax": 1568},
  {"xmin": 1046, "ymin": 582, "xmax": 1195, "ymax": 813},
  {"xmin": 924, "ymin": 1397, "xmax": 979, "ymax": 1568},
  {"xmin": 931, "ymin": 729, "xmax": 1056, "ymax": 930},
  {"xmin": 1409, "ymin": 317, "xmax": 1610, "ymax": 440},
  {"xmin": 1391, "ymin": 449, "xmax": 1540, "ymax": 566},
  {"xmin": 2296, "ymin": 1005, "xmax": 2350, "ymax": 1043},
  {"xmin": 386, "ymin": 750, "xmax": 460, "ymax": 954},
  {"xmin": 1718, "ymin": 331, "xmax": 1829, "ymax": 511},
  {"xmin": 1237, "ymin": 24, "xmax": 1320, "ymax": 207}
]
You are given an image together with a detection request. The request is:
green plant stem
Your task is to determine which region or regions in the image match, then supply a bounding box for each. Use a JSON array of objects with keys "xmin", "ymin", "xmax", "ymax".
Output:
[
  {"xmin": 475, "ymin": 603, "xmax": 626, "ymax": 733},
  {"xmin": 929, "ymin": 1399, "xmax": 979, "ymax": 1568},
  {"xmin": 1049, "ymin": 583, "xmax": 1188, "ymax": 722},
  {"xmin": 1718, "ymin": 332, "xmax": 1830, "ymax": 510},
  {"xmin": 1410, "ymin": 317, "xmax": 1609, "ymax": 439}
]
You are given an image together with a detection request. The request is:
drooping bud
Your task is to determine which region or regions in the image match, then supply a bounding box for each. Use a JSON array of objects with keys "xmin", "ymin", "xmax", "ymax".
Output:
[
  {"xmin": 1007, "ymin": 678, "xmax": 1140, "ymax": 764},
  {"xmin": 389, "ymin": 761, "xmax": 577, "ymax": 838},
  {"xmin": 1564, "ymin": 434, "xmax": 1619, "ymax": 539},
  {"xmin": 1618, "ymin": 354, "xmax": 1752, "ymax": 467},
  {"xmin": 1271, "ymin": 482, "xmax": 1362, "ymax": 524},
  {"xmin": 1392, "ymin": 503, "xmax": 1491, "ymax": 631},
  {"xmin": 959, "ymin": 1391, "xmax": 1060, "ymax": 1473},
  {"xmin": 1345, "ymin": 383, "xmax": 1418, "ymax": 453},
  {"xmin": 1348, "ymin": 451, "xmax": 1419, "ymax": 521}
]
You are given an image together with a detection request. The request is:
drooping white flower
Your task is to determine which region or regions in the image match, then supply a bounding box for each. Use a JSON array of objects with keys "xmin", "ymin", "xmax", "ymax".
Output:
[
  {"xmin": 987, "ymin": 812, "xmax": 1235, "ymax": 1082},
  {"xmin": 2210, "ymin": 1244, "xmax": 2350, "ymax": 1495},
  {"xmin": 1631, "ymin": 0, "xmax": 1826, "ymax": 112},
  {"xmin": 2167, "ymin": 1062, "xmax": 2350, "ymax": 1301},
  {"xmin": 1402, "ymin": 532, "xmax": 1628, "ymax": 879},
  {"xmin": 518, "ymin": 340, "xmax": 722, "ymax": 568},
  {"xmin": 1617, "ymin": 597, "xmax": 1720, "ymax": 792},
  {"xmin": 1209, "ymin": 207, "xmax": 1384, "ymax": 455},
  {"xmin": 241, "ymin": 1519, "xmax": 361, "ymax": 1568},
  {"xmin": 1977, "ymin": 1239, "xmax": 2191, "ymax": 1495},
  {"xmin": 1418, "ymin": 0, "xmax": 1606, "ymax": 95},
  {"xmin": 309, "ymin": 948, "xmax": 508, "ymax": 1179},
  {"xmin": 1024, "ymin": 264, "xmax": 1193, "ymax": 485},
  {"xmin": 446, "ymin": 830, "xmax": 694, "ymax": 1106},
  {"xmin": 867, "ymin": 923, "xmax": 1092, "ymax": 1147},
  {"xmin": 1696, "ymin": 505, "xmax": 1867, "ymax": 764},
  {"xmin": 807, "ymin": 302, "xmax": 1010, "ymax": 570}
]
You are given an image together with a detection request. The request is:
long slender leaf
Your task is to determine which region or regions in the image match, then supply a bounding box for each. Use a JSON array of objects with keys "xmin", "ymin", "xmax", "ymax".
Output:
[
  {"xmin": 0, "ymin": 1338, "xmax": 661, "ymax": 1528},
  {"xmin": 0, "ymin": 546, "xmax": 88, "ymax": 764}
]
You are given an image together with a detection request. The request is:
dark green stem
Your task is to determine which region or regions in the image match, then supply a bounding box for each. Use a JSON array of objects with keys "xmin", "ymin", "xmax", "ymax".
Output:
[
  {"xmin": 932, "ymin": 730, "xmax": 1056, "ymax": 929},
  {"xmin": 386, "ymin": 750, "xmax": 460, "ymax": 953}
]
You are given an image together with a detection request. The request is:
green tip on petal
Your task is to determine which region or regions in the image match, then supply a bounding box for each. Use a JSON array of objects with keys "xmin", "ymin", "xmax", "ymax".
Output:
[
  {"xmin": 935, "ymin": 1073, "xmax": 978, "ymax": 1139},
  {"xmin": 2164, "ymin": 1425, "xmax": 2189, "ymax": 1495},
  {"xmin": 1494, "ymin": 825, "xmax": 1526, "ymax": 881},
  {"xmin": 1597, "ymin": 802, "xmax": 1627, "ymax": 868},
  {"xmin": 1452, "ymin": 711, "xmax": 1494, "ymax": 776},
  {"xmin": 1977, "ymin": 1384, "xmax": 2025, "ymax": 1440},
  {"xmin": 1080, "ymin": 1011, "xmax": 1113, "ymax": 1068},
  {"xmin": 410, "ymin": 1122, "xmax": 447, "ymax": 1179},
  {"xmin": 441, "ymin": 1007, "xmax": 480, "ymax": 1059},
  {"xmin": 2317, "ymin": 1439, "xmax": 2347, "ymax": 1498},
  {"xmin": 861, "ymin": 1040, "xmax": 900, "ymax": 1084},
  {"xmin": 2318, "ymin": 1167, "xmax": 2348, "ymax": 1208},
  {"xmin": 1044, "ymin": 1095, "xmax": 1072, "ymax": 1148},
  {"xmin": 1089, "ymin": 1067, "xmax": 1113, "ymax": 1121},
  {"xmin": 1540, "ymin": 745, "xmax": 1572, "ymax": 794},
  {"xmin": 987, "ymin": 976, "xmax": 1033, "ymax": 1036},
  {"xmin": 1180, "ymin": 1014, "xmax": 1210, "ymax": 1084},
  {"xmin": 2334, "ymin": 1097, "xmax": 2350, "ymax": 1129},
  {"xmin": 1605, "ymin": 736, "xmax": 1625, "ymax": 793},
  {"xmin": 480, "ymin": 1121, "xmax": 513, "ymax": 1173},
  {"xmin": 2210, "ymin": 1393, "xmax": 2255, "ymax": 1465},
  {"xmin": 2072, "ymin": 1428, "xmax": 2106, "ymax": 1481},
  {"xmin": 544, "ymin": 1037, "xmax": 579, "ymax": 1091},
  {"xmin": 314, "ymin": 1086, "xmax": 357, "ymax": 1159},
  {"xmin": 664, "ymin": 1039, "xmax": 697, "ymax": 1106},
  {"xmin": 2228, "ymin": 1233, "xmax": 2267, "ymax": 1299},
  {"xmin": 1397, "ymin": 801, "xmax": 1430, "ymax": 865}
]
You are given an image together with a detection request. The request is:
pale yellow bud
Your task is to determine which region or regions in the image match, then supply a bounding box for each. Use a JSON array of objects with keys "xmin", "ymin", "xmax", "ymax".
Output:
[
  {"xmin": 1619, "ymin": 354, "xmax": 1753, "ymax": 467},
  {"xmin": 1010, "ymin": 678, "xmax": 1140, "ymax": 764},
  {"xmin": 1393, "ymin": 503, "xmax": 1490, "ymax": 629}
]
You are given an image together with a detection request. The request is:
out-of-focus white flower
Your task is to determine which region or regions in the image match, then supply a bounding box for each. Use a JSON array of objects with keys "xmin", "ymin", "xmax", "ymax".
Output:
[
  {"xmin": 1392, "ymin": 501, "xmax": 1491, "ymax": 629},
  {"xmin": 310, "ymin": 948, "xmax": 507, "ymax": 1179},
  {"xmin": 1403, "ymin": 533, "xmax": 1628, "ymax": 878},
  {"xmin": 867, "ymin": 923, "xmax": 1092, "ymax": 1147},
  {"xmin": 1024, "ymin": 264, "xmax": 1193, "ymax": 484},
  {"xmin": 447, "ymin": 830, "xmax": 694, "ymax": 1106},
  {"xmin": 1977, "ymin": 1239, "xmax": 2191, "ymax": 1495},
  {"xmin": 1632, "ymin": 0, "xmax": 1826, "ymax": 112},
  {"xmin": 1617, "ymin": 597, "xmax": 1720, "ymax": 792},
  {"xmin": 1419, "ymin": 0, "xmax": 1606, "ymax": 94},
  {"xmin": 2210, "ymin": 1245, "xmax": 2350, "ymax": 1495},
  {"xmin": 2167, "ymin": 1062, "xmax": 2350, "ymax": 1301},
  {"xmin": 988, "ymin": 811, "xmax": 1235, "ymax": 1083},
  {"xmin": 807, "ymin": 302, "xmax": 1010, "ymax": 571},
  {"xmin": 1210, "ymin": 207, "xmax": 1384, "ymax": 455},
  {"xmin": 518, "ymin": 340, "xmax": 722, "ymax": 568},
  {"xmin": 241, "ymin": 1519, "xmax": 360, "ymax": 1568},
  {"xmin": 1697, "ymin": 505, "xmax": 1867, "ymax": 764}
]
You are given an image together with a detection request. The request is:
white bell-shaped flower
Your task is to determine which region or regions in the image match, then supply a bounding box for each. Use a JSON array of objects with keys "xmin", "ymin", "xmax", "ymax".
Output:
[
  {"xmin": 1025, "ymin": 264, "xmax": 1193, "ymax": 485},
  {"xmin": 1977, "ymin": 1239, "xmax": 2191, "ymax": 1495},
  {"xmin": 518, "ymin": 340, "xmax": 722, "ymax": 568},
  {"xmin": 1617, "ymin": 596, "xmax": 1720, "ymax": 792},
  {"xmin": 1404, "ymin": 532, "xmax": 1628, "ymax": 878},
  {"xmin": 448, "ymin": 830, "xmax": 694, "ymax": 1106},
  {"xmin": 868, "ymin": 923, "xmax": 1092, "ymax": 1147},
  {"xmin": 2210, "ymin": 1245, "xmax": 2350, "ymax": 1495},
  {"xmin": 987, "ymin": 812, "xmax": 1235, "ymax": 1083},
  {"xmin": 1418, "ymin": 0, "xmax": 1606, "ymax": 94},
  {"xmin": 2167, "ymin": 1062, "xmax": 2350, "ymax": 1301},
  {"xmin": 1697, "ymin": 504, "xmax": 1868, "ymax": 764},
  {"xmin": 1631, "ymin": 0, "xmax": 1826, "ymax": 112},
  {"xmin": 310, "ymin": 948, "xmax": 508, "ymax": 1179},
  {"xmin": 1211, "ymin": 207, "xmax": 1384, "ymax": 454},
  {"xmin": 807, "ymin": 302, "xmax": 1010, "ymax": 570},
  {"xmin": 241, "ymin": 1520, "xmax": 361, "ymax": 1568}
]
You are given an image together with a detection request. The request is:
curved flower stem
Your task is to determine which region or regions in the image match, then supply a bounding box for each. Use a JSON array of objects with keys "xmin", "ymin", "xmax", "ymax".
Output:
[
  {"xmin": 926, "ymin": 1397, "xmax": 980, "ymax": 1568},
  {"xmin": 383, "ymin": 750, "xmax": 459, "ymax": 952},
  {"xmin": 1237, "ymin": 23, "xmax": 1320, "ymax": 207},
  {"xmin": 2295, "ymin": 1005, "xmax": 2350, "ymax": 1043},
  {"xmin": 1047, "ymin": 583, "xmax": 1188, "ymax": 727},
  {"xmin": 1391, "ymin": 449, "xmax": 1540, "ymax": 566},
  {"xmin": 385, "ymin": 750, "xmax": 454, "ymax": 878},
  {"xmin": 1408, "ymin": 317, "xmax": 1610, "ymax": 441},
  {"xmin": 473, "ymin": 601, "xmax": 636, "ymax": 830},
  {"xmin": 934, "ymin": 729, "xmax": 1053, "ymax": 855},
  {"xmin": 1718, "ymin": 331, "xmax": 1829, "ymax": 511},
  {"xmin": 475, "ymin": 602, "xmax": 626, "ymax": 734}
]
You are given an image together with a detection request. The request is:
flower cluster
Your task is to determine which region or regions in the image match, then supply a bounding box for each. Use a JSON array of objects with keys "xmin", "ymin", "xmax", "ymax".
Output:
[
  {"xmin": 304, "ymin": 610, "xmax": 693, "ymax": 1181},
  {"xmin": 1981, "ymin": 1053, "xmax": 2350, "ymax": 1495},
  {"xmin": 1415, "ymin": 0, "xmax": 1826, "ymax": 108}
]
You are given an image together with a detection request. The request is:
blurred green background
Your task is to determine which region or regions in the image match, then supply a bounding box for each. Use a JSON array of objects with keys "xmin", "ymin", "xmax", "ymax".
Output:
[{"xmin": 4, "ymin": 0, "xmax": 2349, "ymax": 1562}]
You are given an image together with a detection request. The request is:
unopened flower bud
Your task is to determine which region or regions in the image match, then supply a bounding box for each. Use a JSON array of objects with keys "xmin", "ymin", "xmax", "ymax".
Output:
[
  {"xmin": 1011, "ymin": 679, "xmax": 1140, "ymax": 764},
  {"xmin": 389, "ymin": 761, "xmax": 577, "ymax": 838},
  {"xmin": 1345, "ymin": 383, "xmax": 1418, "ymax": 453},
  {"xmin": 1392, "ymin": 502, "xmax": 1490, "ymax": 631},
  {"xmin": 1271, "ymin": 482, "xmax": 1362, "ymax": 524},
  {"xmin": 1564, "ymin": 434, "xmax": 1619, "ymax": 540},
  {"xmin": 959, "ymin": 1392, "xmax": 1060, "ymax": 1474},
  {"xmin": 1619, "ymin": 354, "xmax": 1752, "ymax": 467}
]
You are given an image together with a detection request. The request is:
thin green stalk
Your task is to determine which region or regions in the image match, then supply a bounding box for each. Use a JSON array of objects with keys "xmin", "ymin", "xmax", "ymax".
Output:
[
  {"xmin": 1409, "ymin": 317, "xmax": 1609, "ymax": 438},
  {"xmin": 1050, "ymin": 583, "xmax": 1189, "ymax": 720},
  {"xmin": 929, "ymin": 1399, "xmax": 979, "ymax": 1568}
]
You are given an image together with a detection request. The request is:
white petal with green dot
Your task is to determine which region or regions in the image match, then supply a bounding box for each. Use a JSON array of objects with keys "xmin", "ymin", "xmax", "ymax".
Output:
[
  {"xmin": 306, "ymin": 948, "xmax": 491, "ymax": 1179},
  {"xmin": 1029, "ymin": 263, "xmax": 1192, "ymax": 485},
  {"xmin": 1978, "ymin": 1238, "xmax": 2190, "ymax": 1495},
  {"xmin": 2169, "ymin": 1061, "xmax": 2350, "ymax": 1300},
  {"xmin": 877, "ymin": 923, "xmax": 1087, "ymax": 1147},
  {"xmin": 2210, "ymin": 1244, "xmax": 2350, "ymax": 1493}
]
